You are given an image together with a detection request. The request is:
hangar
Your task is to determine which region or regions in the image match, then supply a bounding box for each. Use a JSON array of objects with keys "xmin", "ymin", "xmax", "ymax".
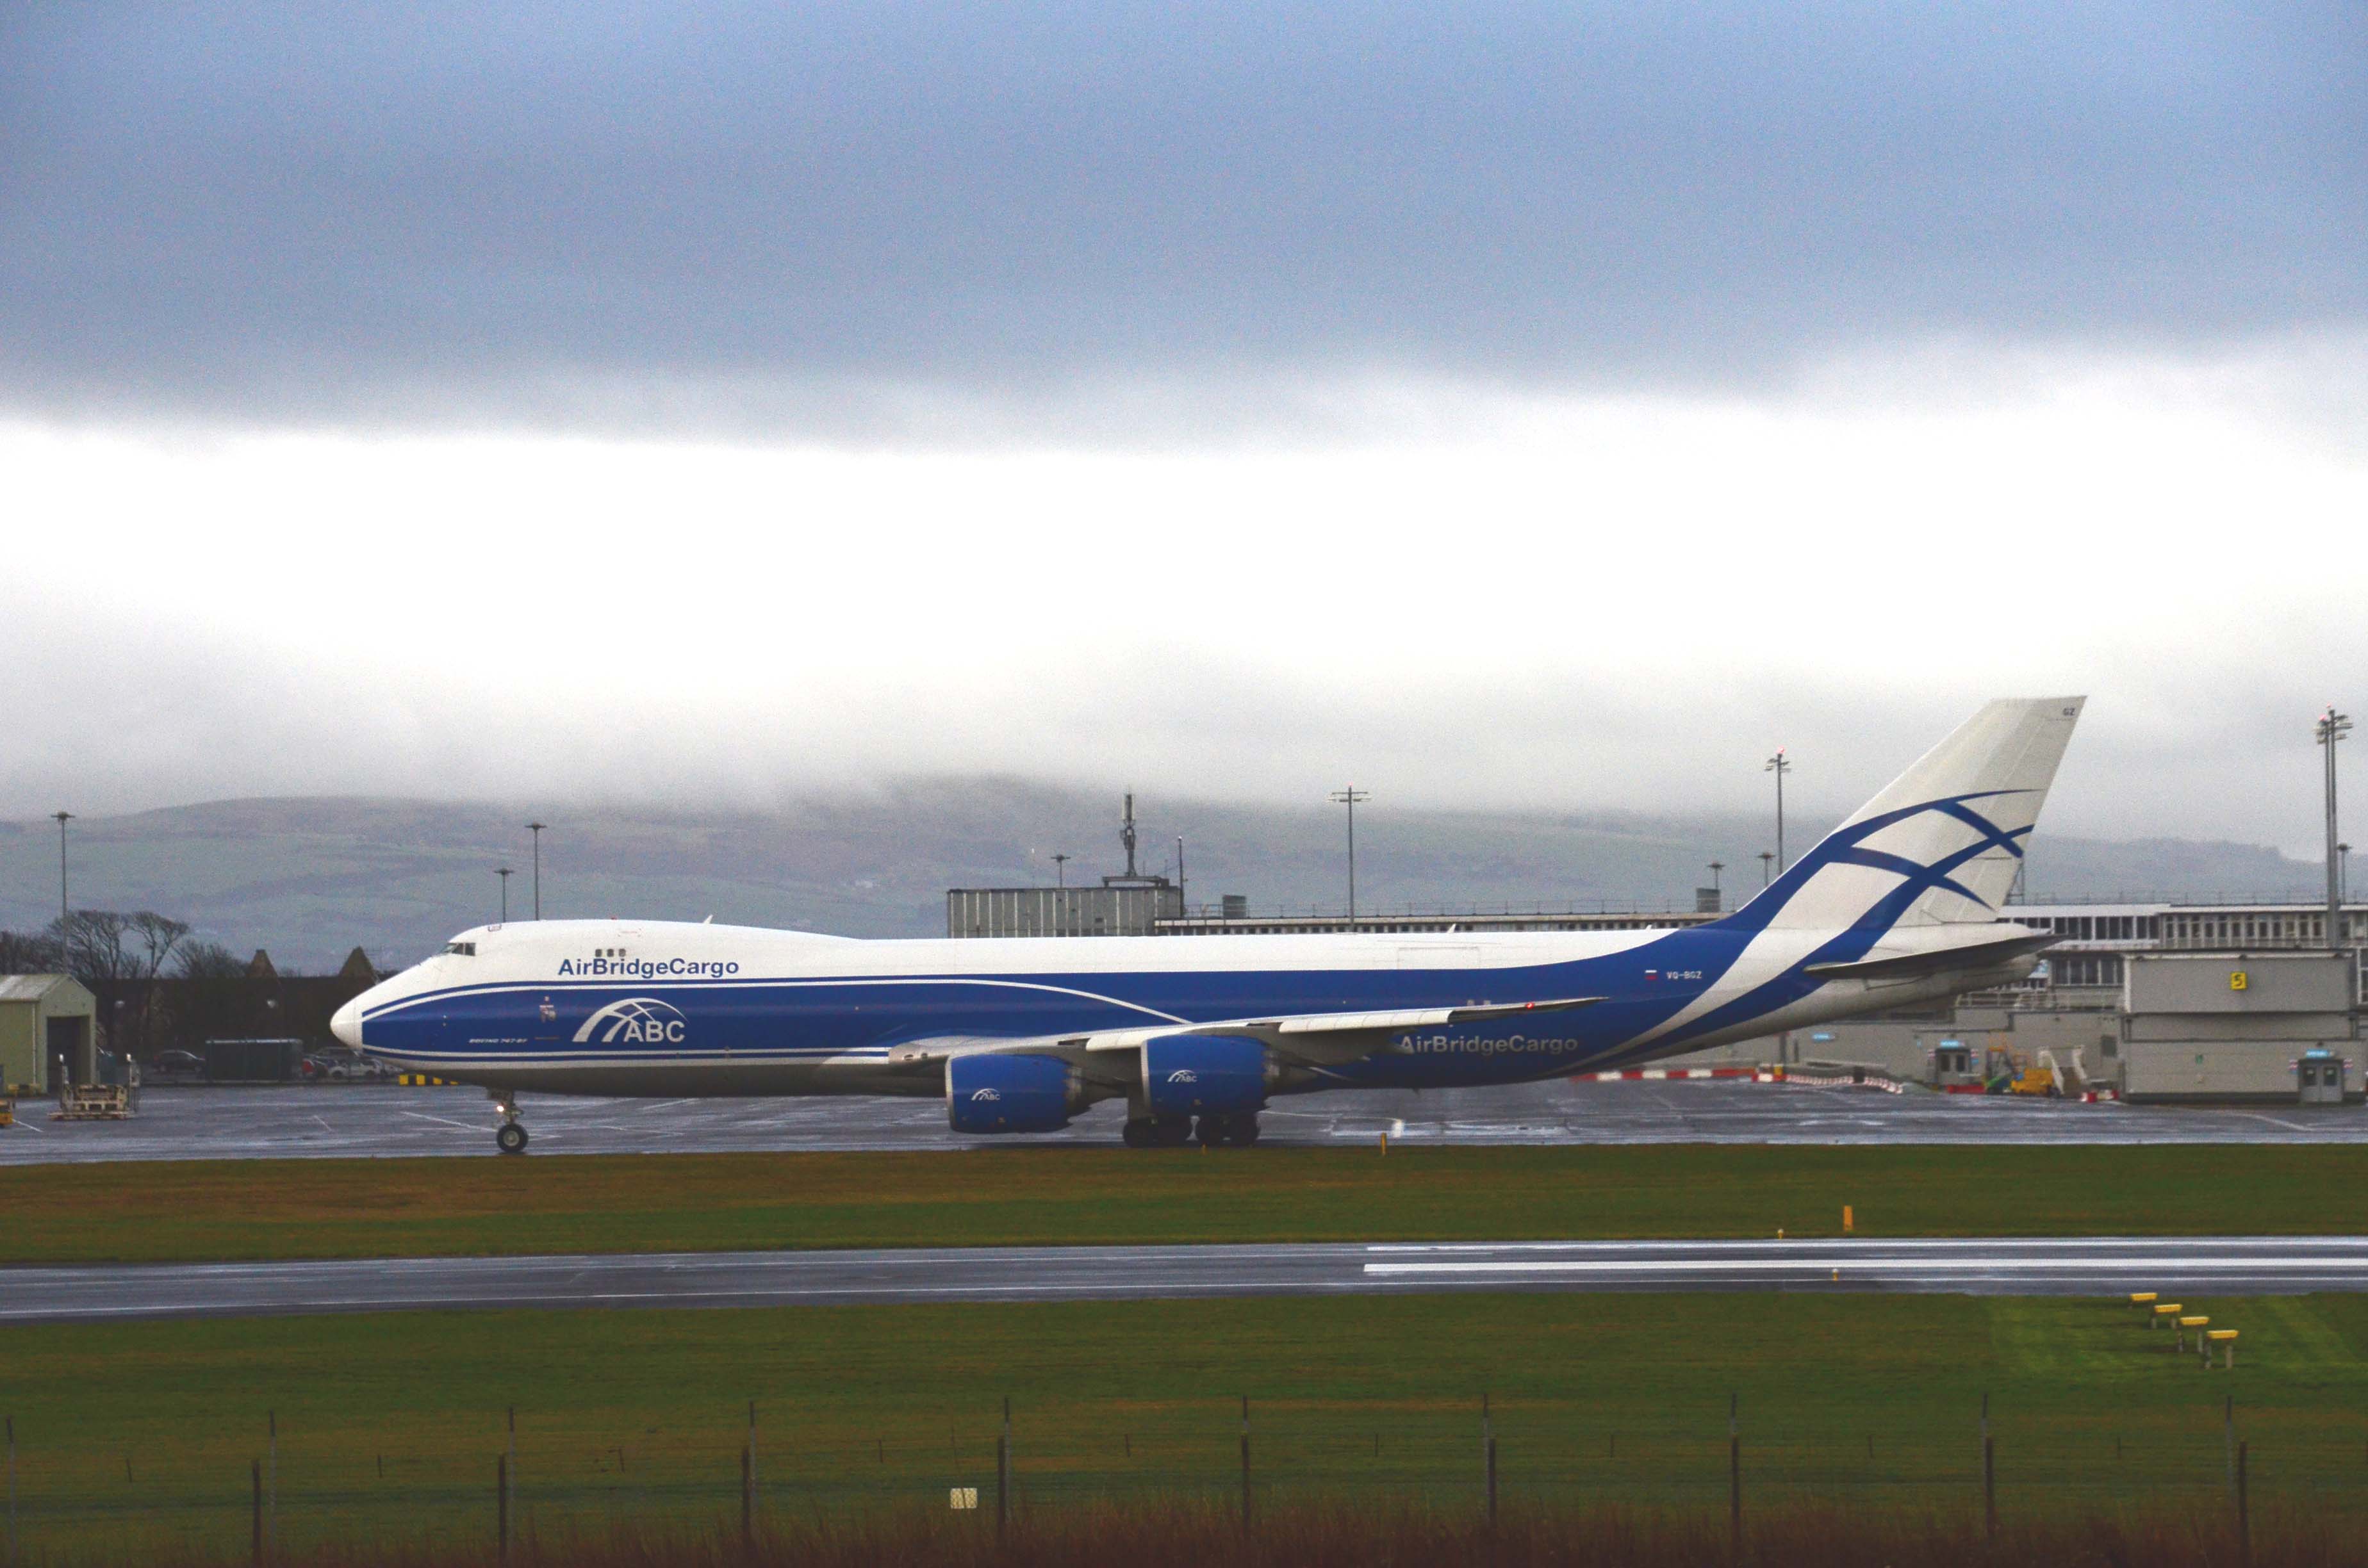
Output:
[{"xmin": 0, "ymin": 973, "xmax": 97, "ymax": 1093}]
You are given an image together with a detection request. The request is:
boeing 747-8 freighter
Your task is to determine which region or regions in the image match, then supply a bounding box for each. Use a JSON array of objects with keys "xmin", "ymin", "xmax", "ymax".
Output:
[{"xmin": 333, "ymin": 698, "xmax": 2083, "ymax": 1152}]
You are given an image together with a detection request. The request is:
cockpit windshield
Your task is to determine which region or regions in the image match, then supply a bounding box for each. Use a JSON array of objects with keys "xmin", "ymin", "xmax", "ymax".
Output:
[{"xmin": 445, "ymin": 940, "xmax": 477, "ymax": 956}]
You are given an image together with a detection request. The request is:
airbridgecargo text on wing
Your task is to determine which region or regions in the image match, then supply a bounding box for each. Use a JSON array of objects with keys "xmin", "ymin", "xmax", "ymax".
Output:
[
  {"xmin": 556, "ymin": 956, "xmax": 743, "ymax": 979},
  {"xmin": 334, "ymin": 698, "xmax": 2087, "ymax": 1155},
  {"xmin": 1394, "ymin": 1034, "xmax": 1580, "ymax": 1056}
]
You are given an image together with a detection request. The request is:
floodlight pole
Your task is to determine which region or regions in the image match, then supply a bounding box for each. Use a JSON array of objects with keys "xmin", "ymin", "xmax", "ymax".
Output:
[
  {"xmin": 1051, "ymin": 853, "xmax": 1069, "ymax": 888},
  {"xmin": 51, "ymin": 812, "xmax": 72, "ymax": 925},
  {"xmin": 1759, "ymin": 851, "xmax": 1775, "ymax": 889},
  {"xmin": 2319, "ymin": 708, "xmax": 2351, "ymax": 949},
  {"xmin": 1764, "ymin": 750, "xmax": 1792, "ymax": 874},
  {"xmin": 1330, "ymin": 787, "xmax": 1370, "ymax": 927},
  {"xmin": 527, "ymin": 823, "xmax": 547, "ymax": 920},
  {"xmin": 497, "ymin": 867, "xmax": 513, "ymax": 923}
]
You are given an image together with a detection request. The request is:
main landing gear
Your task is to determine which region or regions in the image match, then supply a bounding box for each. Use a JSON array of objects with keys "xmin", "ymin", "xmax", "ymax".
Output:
[
  {"xmin": 490, "ymin": 1089, "xmax": 529, "ymax": 1155},
  {"xmin": 1122, "ymin": 1112, "xmax": 1259, "ymax": 1148}
]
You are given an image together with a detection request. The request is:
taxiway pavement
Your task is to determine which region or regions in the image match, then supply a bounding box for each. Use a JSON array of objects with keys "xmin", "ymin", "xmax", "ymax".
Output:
[{"xmin": 4, "ymin": 1079, "xmax": 2363, "ymax": 1164}]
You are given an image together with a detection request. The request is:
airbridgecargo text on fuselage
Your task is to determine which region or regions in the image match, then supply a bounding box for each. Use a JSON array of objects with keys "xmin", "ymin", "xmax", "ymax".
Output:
[{"xmin": 555, "ymin": 956, "xmax": 743, "ymax": 979}]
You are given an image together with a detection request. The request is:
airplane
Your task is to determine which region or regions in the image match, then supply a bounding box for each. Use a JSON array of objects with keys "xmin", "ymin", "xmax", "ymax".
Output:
[{"xmin": 333, "ymin": 697, "xmax": 2083, "ymax": 1154}]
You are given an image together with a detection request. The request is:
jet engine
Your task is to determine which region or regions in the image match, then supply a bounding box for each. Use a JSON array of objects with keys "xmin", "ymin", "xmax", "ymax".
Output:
[
  {"xmin": 1141, "ymin": 1034, "xmax": 1272, "ymax": 1117},
  {"xmin": 946, "ymin": 1052, "xmax": 1080, "ymax": 1134}
]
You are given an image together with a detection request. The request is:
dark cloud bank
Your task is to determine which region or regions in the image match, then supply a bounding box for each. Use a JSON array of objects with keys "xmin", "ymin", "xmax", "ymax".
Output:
[{"xmin": 5, "ymin": 2, "xmax": 2362, "ymax": 432}]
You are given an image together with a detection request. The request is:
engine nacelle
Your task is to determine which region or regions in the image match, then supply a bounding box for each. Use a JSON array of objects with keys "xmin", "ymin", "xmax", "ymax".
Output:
[
  {"xmin": 1142, "ymin": 1034, "xmax": 1271, "ymax": 1117},
  {"xmin": 946, "ymin": 1052, "xmax": 1078, "ymax": 1134}
]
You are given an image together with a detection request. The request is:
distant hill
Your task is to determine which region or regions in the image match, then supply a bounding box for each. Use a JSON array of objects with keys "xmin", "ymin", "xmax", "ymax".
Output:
[{"xmin": 0, "ymin": 785, "xmax": 2330, "ymax": 972}]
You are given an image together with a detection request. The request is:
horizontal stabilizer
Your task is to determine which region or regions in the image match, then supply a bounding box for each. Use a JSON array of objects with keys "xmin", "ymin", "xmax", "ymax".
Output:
[{"xmin": 1803, "ymin": 932, "xmax": 2058, "ymax": 983}]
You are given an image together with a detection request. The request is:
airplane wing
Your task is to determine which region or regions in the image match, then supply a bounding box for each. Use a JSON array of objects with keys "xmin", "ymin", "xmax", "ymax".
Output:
[{"xmin": 884, "ymin": 994, "xmax": 1607, "ymax": 1072}]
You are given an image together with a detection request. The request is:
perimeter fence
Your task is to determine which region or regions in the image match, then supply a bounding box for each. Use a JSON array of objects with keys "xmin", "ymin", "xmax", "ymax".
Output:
[{"xmin": 5, "ymin": 1387, "xmax": 2364, "ymax": 1565}]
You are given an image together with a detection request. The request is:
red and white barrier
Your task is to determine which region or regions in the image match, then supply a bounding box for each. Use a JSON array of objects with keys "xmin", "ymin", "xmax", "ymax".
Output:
[{"xmin": 1581, "ymin": 1066, "xmax": 1761, "ymax": 1081}]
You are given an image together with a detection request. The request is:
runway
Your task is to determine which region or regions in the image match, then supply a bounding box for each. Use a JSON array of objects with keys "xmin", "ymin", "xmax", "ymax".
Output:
[
  {"xmin": 12, "ymin": 1236, "xmax": 2368, "ymax": 1322},
  {"xmin": 4, "ymin": 1077, "xmax": 2364, "ymax": 1163}
]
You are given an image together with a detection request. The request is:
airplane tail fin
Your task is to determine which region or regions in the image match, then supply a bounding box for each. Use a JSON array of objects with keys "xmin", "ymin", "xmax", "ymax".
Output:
[{"xmin": 1745, "ymin": 698, "xmax": 2085, "ymax": 933}]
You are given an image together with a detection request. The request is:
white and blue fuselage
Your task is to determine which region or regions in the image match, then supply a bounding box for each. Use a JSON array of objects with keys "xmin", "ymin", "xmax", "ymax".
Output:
[{"xmin": 335, "ymin": 694, "xmax": 2086, "ymax": 1150}]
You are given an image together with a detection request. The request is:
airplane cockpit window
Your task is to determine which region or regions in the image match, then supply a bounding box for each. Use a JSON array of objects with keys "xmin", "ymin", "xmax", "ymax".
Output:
[{"xmin": 445, "ymin": 941, "xmax": 477, "ymax": 956}]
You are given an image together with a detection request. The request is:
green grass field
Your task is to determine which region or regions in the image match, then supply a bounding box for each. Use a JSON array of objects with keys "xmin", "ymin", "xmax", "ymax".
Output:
[
  {"xmin": 7, "ymin": 1291, "xmax": 2366, "ymax": 1563},
  {"xmin": 8, "ymin": 1144, "xmax": 2368, "ymax": 1265}
]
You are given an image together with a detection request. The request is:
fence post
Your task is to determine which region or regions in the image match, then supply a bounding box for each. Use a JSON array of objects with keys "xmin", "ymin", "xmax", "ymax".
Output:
[
  {"xmin": 1981, "ymin": 1392, "xmax": 1994, "ymax": 1539},
  {"xmin": 1240, "ymin": 1396, "xmax": 1253, "ymax": 1535},
  {"xmin": 1727, "ymin": 1393, "xmax": 1740, "ymax": 1558},
  {"xmin": 497, "ymin": 1454, "xmax": 509, "ymax": 1562},
  {"xmin": 251, "ymin": 1460, "xmax": 263, "ymax": 1567},
  {"xmin": 2236, "ymin": 1439, "xmax": 2249, "ymax": 1565},
  {"xmin": 997, "ymin": 1398, "xmax": 1011, "ymax": 1539},
  {"xmin": 1483, "ymin": 1392, "xmax": 1497, "ymax": 1530}
]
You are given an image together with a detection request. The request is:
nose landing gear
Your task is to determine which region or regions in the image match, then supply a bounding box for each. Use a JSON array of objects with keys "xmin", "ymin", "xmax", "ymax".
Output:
[{"xmin": 490, "ymin": 1089, "xmax": 529, "ymax": 1155}]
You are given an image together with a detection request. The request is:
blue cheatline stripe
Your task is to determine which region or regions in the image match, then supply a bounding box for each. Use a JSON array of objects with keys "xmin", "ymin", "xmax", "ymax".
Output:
[{"xmin": 375, "ymin": 1050, "xmax": 893, "ymax": 1068}]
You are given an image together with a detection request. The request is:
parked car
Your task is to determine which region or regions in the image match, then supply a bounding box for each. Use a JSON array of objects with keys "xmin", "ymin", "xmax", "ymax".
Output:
[
  {"xmin": 302, "ymin": 1047, "xmax": 394, "ymax": 1082},
  {"xmin": 147, "ymin": 1049, "xmax": 207, "ymax": 1082}
]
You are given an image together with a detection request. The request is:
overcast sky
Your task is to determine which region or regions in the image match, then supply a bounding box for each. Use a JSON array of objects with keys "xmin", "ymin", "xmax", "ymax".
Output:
[{"xmin": 3, "ymin": 3, "xmax": 2363, "ymax": 853}]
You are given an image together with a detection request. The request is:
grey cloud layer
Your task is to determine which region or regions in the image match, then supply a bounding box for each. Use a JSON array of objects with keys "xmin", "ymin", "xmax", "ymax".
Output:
[{"xmin": 6, "ymin": 2, "xmax": 2362, "ymax": 427}]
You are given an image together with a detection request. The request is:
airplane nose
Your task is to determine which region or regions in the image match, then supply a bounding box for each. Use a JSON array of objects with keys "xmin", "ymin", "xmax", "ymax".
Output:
[{"xmin": 331, "ymin": 996, "xmax": 364, "ymax": 1049}]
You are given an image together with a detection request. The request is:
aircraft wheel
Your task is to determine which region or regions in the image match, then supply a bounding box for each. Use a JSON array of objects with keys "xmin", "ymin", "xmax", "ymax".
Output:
[
  {"xmin": 1233, "ymin": 1113, "xmax": 1260, "ymax": 1147},
  {"xmin": 1154, "ymin": 1115, "xmax": 1195, "ymax": 1148},
  {"xmin": 1194, "ymin": 1116, "xmax": 1226, "ymax": 1148},
  {"xmin": 1122, "ymin": 1118, "xmax": 1156, "ymax": 1148},
  {"xmin": 496, "ymin": 1121, "xmax": 529, "ymax": 1156}
]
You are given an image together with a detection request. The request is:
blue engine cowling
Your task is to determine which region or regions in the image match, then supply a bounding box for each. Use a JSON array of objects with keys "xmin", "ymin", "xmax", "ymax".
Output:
[
  {"xmin": 947, "ymin": 1053, "xmax": 1078, "ymax": 1134},
  {"xmin": 1142, "ymin": 1034, "xmax": 1270, "ymax": 1116}
]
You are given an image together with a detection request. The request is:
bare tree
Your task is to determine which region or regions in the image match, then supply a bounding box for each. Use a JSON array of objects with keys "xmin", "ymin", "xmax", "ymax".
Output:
[
  {"xmin": 49, "ymin": 911, "xmax": 193, "ymax": 1058},
  {"xmin": 0, "ymin": 928, "xmax": 64, "ymax": 973},
  {"xmin": 47, "ymin": 911, "xmax": 191, "ymax": 988},
  {"xmin": 174, "ymin": 941, "xmax": 245, "ymax": 981}
]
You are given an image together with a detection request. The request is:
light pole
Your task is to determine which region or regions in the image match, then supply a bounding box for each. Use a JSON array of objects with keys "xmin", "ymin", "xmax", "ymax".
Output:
[
  {"xmin": 2340, "ymin": 842, "xmax": 2352, "ymax": 908},
  {"xmin": 51, "ymin": 811, "xmax": 72, "ymax": 926},
  {"xmin": 1764, "ymin": 750, "xmax": 1792, "ymax": 873},
  {"xmin": 497, "ymin": 867, "xmax": 514, "ymax": 923},
  {"xmin": 527, "ymin": 822, "xmax": 547, "ymax": 919},
  {"xmin": 1051, "ymin": 853, "xmax": 1069, "ymax": 888},
  {"xmin": 1330, "ymin": 787, "xmax": 1370, "ymax": 926},
  {"xmin": 1759, "ymin": 850, "xmax": 1775, "ymax": 889},
  {"xmin": 2319, "ymin": 708, "xmax": 2352, "ymax": 948},
  {"xmin": 1707, "ymin": 860, "xmax": 1724, "ymax": 913}
]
